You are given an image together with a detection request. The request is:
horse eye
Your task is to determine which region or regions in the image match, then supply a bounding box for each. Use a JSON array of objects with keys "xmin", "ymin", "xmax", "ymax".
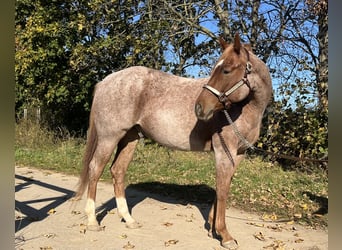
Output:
[{"xmin": 223, "ymin": 69, "xmax": 230, "ymax": 74}]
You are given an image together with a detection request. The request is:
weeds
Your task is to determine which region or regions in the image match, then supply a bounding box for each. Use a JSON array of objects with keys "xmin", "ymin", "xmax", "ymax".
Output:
[
  {"xmin": 15, "ymin": 121, "xmax": 328, "ymax": 229},
  {"xmin": 15, "ymin": 120, "xmax": 84, "ymax": 174}
]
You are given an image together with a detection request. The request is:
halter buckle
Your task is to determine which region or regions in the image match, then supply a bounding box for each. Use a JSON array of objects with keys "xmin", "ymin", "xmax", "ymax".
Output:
[
  {"xmin": 218, "ymin": 93, "xmax": 228, "ymax": 103},
  {"xmin": 246, "ymin": 62, "xmax": 252, "ymax": 74}
]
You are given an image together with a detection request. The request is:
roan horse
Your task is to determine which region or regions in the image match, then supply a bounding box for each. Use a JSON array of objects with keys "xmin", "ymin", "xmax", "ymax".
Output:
[{"xmin": 75, "ymin": 33, "xmax": 272, "ymax": 249}]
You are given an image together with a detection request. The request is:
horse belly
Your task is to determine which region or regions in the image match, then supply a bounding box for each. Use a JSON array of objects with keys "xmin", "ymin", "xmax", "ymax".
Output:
[{"xmin": 139, "ymin": 109, "xmax": 211, "ymax": 151}]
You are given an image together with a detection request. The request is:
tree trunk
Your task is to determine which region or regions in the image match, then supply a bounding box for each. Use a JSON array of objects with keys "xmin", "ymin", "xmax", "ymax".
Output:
[
  {"xmin": 213, "ymin": 0, "xmax": 230, "ymax": 40},
  {"xmin": 316, "ymin": 8, "xmax": 328, "ymax": 113},
  {"xmin": 250, "ymin": 0, "xmax": 261, "ymax": 50}
]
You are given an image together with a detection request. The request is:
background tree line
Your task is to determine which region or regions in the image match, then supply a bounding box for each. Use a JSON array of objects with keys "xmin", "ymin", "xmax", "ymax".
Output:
[{"xmin": 15, "ymin": 0, "xmax": 328, "ymax": 168}]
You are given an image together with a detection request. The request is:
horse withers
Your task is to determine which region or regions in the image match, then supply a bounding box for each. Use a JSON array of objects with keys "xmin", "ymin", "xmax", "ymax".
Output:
[{"xmin": 75, "ymin": 33, "xmax": 272, "ymax": 249}]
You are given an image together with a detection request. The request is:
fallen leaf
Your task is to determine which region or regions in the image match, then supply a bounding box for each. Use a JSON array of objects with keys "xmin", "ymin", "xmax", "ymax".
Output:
[
  {"xmin": 119, "ymin": 234, "xmax": 128, "ymax": 239},
  {"xmin": 164, "ymin": 239, "xmax": 179, "ymax": 247},
  {"xmin": 15, "ymin": 214, "xmax": 25, "ymax": 220},
  {"xmin": 270, "ymin": 213, "xmax": 278, "ymax": 221},
  {"xmin": 186, "ymin": 213, "xmax": 195, "ymax": 222},
  {"xmin": 267, "ymin": 224, "xmax": 283, "ymax": 232},
  {"xmin": 294, "ymin": 213, "xmax": 302, "ymax": 219},
  {"xmin": 263, "ymin": 240, "xmax": 286, "ymax": 249},
  {"xmin": 47, "ymin": 209, "xmax": 56, "ymax": 215},
  {"xmin": 261, "ymin": 213, "xmax": 277, "ymax": 221},
  {"xmin": 107, "ymin": 209, "xmax": 116, "ymax": 214},
  {"xmin": 300, "ymin": 203, "xmax": 308, "ymax": 210},
  {"xmin": 79, "ymin": 223, "xmax": 87, "ymax": 234},
  {"xmin": 123, "ymin": 241, "xmax": 135, "ymax": 249},
  {"xmin": 254, "ymin": 232, "xmax": 266, "ymax": 241},
  {"xmin": 162, "ymin": 222, "xmax": 173, "ymax": 227},
  {"xmin": 247, "ymin": 222, "xmax": 265, "ymax": 228},
  {"xmin": 295, "ymin": 238, "xmax": 304, "ymax": 243},
  {"xmin": 43, "ymin": 233, "xmax": 56, "ymax": 239},
  {"xmin": 40, "ymin": 247, "xmax": 53, "ymax": 250}
]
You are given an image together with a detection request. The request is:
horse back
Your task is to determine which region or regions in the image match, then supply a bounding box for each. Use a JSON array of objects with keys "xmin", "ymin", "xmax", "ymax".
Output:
[{"xmin": 91, "ymin": 66, "xmax": 212, "ymax": 150}]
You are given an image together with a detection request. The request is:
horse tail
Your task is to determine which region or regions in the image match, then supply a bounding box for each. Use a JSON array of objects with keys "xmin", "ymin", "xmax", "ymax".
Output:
[{"xmin": 74, "ymin": 111, "xmax": 97, "ymax": 199}]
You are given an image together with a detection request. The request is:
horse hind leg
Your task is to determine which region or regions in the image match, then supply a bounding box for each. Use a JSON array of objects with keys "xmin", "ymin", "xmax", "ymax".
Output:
[
  {"xmin": 85, "ymin": 138, "xmax": 117, "ymax": 231},
  {"xmin": 110, "ymin": 127, "xmax": 141, "ymax": 229}
]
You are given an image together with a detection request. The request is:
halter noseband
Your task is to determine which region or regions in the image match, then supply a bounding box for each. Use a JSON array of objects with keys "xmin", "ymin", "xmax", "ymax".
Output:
[{"xmin": 203, "ymin": 49, "xmax": 252, "ymax": 105}]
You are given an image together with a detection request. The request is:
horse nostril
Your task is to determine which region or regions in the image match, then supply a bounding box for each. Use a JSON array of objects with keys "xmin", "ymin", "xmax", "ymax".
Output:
[{"xmin": 195, "ymin": 103, "xmax": 203, "ymax": 117}]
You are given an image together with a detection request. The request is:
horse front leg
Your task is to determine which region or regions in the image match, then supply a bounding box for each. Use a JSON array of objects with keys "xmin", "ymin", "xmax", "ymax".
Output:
[
  {"xmin": 210, "ymin": 140, "xmax": 244, "ymax": 249},
  {"xmin": 215, "ymin": 171, "xmax": 238, "ymax": 250},
  {"xmin": 208, "ymin": 171, "xmax": 237, "ymax": 249}
]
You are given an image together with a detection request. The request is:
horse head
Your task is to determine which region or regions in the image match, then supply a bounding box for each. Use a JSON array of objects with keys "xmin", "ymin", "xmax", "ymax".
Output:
[{"xmin": 195, "ymin": 33, "xmax": 253, "ymax": 121}]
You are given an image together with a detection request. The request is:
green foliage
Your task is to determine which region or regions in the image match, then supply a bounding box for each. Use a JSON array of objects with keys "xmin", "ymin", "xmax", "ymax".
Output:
[
  {"xmin": 258, "ymin": 86, "xmax": 328, "ymax": 170},
  {"xmin": 15, "ymin": 0, "xmax": 165, "ymax": 133}
]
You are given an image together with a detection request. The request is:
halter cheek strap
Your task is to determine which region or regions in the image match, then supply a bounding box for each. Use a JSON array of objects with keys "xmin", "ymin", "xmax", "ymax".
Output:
[{"xmin": 203, "ymin": 77, "xmax": 248, "ymax": 103}]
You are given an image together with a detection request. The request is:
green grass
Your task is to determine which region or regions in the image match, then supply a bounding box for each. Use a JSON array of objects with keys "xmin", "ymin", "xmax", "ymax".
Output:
[{"xmin": 15, "ymin": 121, "xmax": 328, "ymax": 229}]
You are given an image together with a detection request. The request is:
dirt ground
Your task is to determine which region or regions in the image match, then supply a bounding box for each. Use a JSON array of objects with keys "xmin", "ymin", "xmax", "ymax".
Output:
[{"xmin": 15, "ymin": 165, "xmax": 328, "ymax": 250}]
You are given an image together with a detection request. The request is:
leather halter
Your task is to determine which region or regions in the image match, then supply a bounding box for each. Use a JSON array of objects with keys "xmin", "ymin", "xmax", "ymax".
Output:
[{"xmin": 203, "ymin": 49, "xmax": 252, "ymax": 105}]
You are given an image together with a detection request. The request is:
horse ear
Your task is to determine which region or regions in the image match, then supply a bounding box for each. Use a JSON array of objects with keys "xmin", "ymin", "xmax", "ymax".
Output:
[
  {"xmin": 244, "ymin": 44, "xmax": 253, "ymax": 52},
  {"xmin": 219, "ymin": 37, "xmax": 229, "ymax": 51},
  {"xmin": 233, "ymin": 33, "xmax": 241, "ymax": 54}
]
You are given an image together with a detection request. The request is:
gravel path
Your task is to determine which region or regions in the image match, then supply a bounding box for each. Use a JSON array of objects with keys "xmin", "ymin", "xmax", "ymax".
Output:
[{"xmin": 15, "ymin": 166, "xmax": 328, "ymax": 250}]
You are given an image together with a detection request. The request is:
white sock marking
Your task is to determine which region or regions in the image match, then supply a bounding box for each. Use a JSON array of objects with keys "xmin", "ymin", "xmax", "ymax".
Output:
[
  {"xmin": 85, "ymin": 198, "xmax": 98, "ymax": 226},
  {"xmin": 116, "ymin": 197, "xmax": 135, "ymax": 224}
]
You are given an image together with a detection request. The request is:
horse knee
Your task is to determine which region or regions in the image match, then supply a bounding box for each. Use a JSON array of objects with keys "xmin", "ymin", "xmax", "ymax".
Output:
[{"xmin": 111, "ymin": 165, "xmax": 125, "ymax": 180}]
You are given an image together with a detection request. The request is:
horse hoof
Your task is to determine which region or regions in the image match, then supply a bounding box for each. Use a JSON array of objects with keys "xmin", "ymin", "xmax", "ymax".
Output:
[
  {"xmin": 126, "ymin": 221, "xmax": 142, "ymax": 229},
  {"xmin": 86, "ymin": 224, "xmax": 101, "ymax": 231},
  {"xmin": 221, "ymin": 239, "xmax": 238, "ymax": 249},
  {"xmin": 208, "ymin": 231, "xmax": 214, "ymax": 238}
]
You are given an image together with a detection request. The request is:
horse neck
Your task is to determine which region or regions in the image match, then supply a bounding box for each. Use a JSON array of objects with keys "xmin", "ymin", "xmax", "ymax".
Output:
[{"xmin": 248, "ymin": 56, "xmax": 272, "ymax": 113}]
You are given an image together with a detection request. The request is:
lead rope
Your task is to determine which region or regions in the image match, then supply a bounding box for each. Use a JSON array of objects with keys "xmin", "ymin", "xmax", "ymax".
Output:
[
  {"xmin": 217, "ymin": 131, "xmax": 235, "ymax": 166},
  {"xmin": 216, "ymin": 108, "xmax": 254, "ymax": 167},
  {"xmin": 223, "ymin": 109, "xmax": 255, "ymax": 150}
]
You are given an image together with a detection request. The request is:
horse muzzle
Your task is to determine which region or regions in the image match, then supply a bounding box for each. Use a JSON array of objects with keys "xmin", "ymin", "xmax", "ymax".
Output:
[{"xmin": 195, "ymin": 102, "xmax": 216, "ymax": 121}]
